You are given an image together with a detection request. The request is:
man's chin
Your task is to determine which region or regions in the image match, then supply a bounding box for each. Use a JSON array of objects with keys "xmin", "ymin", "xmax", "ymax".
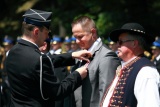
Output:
[{"xmin": 81, "ymin": 47, "xmax": 86, "ymax": 50}]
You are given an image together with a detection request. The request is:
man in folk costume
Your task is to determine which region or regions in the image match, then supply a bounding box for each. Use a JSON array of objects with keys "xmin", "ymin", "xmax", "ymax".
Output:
[{"xmin": 101, "ymin": 23, "xmax": 160, "ymax": 107}]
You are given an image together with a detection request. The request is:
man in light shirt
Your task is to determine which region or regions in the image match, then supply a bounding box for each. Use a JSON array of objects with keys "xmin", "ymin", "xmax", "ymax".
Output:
[
  {"xmin": 101, "ymin": 23, "xmax": 160, "ymax": 107},
  {"xmin": 70, "ymin": 16, "xmax": 120, "ymax": 107}
]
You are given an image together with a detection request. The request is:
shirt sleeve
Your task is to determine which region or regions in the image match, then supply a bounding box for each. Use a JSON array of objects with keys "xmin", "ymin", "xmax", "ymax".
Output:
[{"xmin": 134, "ymin": 66, "xmax": 160, "ymax": 107}]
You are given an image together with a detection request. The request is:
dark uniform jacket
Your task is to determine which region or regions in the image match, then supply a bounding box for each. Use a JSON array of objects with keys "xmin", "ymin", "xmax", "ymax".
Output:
[
  {"xmin": 5, "ymin": 39, "xmax": 82, "ymax": 107},
  {"xmin": 153, "ymin": 56, "xmax": 160, "ymax": 74}
]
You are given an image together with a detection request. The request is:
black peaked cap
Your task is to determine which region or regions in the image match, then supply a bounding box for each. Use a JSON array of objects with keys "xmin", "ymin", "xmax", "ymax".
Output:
[{"xmin": 23, "ymin": 9, "xmax": 52, "ymax": 29}]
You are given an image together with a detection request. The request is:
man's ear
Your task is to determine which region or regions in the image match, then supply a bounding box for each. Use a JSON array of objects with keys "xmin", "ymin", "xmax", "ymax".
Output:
[
  {"xmin": 91, "ymin": 28, "xmax": 96, "ymax": 34},
  {"xmin": 133, "ymin": 40, "xmax": 138, "ymax": 48},
  {"xmin": 91, "ymin": 28, "xmax": 97, "ymax": 40},
  {"xmin": 33, "ymin": 27, "xmax": 39, "ymax": 36}
]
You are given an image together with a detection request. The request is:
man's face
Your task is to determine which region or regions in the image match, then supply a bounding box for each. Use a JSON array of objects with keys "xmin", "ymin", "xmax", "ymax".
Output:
[
  {"xmin": 4, "ymin": 44, "xmax": 13, "ymax": 52},
  {"xmin": 116, "ymin": 33, "xmax": 135, "ymax": 61},
  {"xmin": 152, "ymin": 48, "xmax": 160, "ymax": 58},
  {"xmin": 37, "ymin": 27, "xmax": 50, "ymax": 47},
  {"xmin": 72, "ymin": 24, "xmax": 95, "ymax": 50},
  {"xmin": 109, "ymin": 43, "xmax": 118, "ymax": 52},
  {"xmin": 51, "ymin": 42, "xmax": 62, "ymax": 51},
  {"xmin": 71, "ymin": 43, "xmax": 79, "ymax": 51},
  {"xmin": 64, "ymin": 43, "xmax": 71, "ymax": 52}
]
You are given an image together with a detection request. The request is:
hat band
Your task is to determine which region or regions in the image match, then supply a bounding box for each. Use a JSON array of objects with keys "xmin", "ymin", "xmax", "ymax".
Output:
[
  {"xmin": 130, "ymin": 29, "xmax": 145, "ymax": 34},
  {"xmin": 3, "ymin": 39, "xmax": 13, "ymax": 44},
  {"xmin": 24, "ymin": 17, "xmax": 50, "ymax": 29},
  {"xmin": 153, "ymin": 42, "xmax": 160, "ymax": 47}
]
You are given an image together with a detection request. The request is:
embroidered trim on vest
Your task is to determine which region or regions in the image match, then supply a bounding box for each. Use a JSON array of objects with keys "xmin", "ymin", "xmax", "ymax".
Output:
[
  {"xmin": 100, "ymin": 57, "xmax": 141, "ymax": 107},
  {"xmin": 109, "ymin": 56, "xmax": 140, "ymax": 107}
]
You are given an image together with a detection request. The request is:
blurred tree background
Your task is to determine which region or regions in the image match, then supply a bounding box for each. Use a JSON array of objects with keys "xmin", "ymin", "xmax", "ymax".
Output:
[{"xmin": 0, "ymin": 0, "xmax": 160, "ymax": 43}]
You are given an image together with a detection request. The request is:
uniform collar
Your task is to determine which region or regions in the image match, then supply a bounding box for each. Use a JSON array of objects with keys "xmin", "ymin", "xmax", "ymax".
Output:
[{"xmin": 18, "ymin": 39, "xmax": 40, "ymax": 51}]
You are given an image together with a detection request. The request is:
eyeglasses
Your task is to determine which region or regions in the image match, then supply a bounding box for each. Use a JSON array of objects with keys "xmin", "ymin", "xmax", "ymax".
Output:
[{"xmin": 117, "ymin": 40, "xmax": 134, "ymax": 45}]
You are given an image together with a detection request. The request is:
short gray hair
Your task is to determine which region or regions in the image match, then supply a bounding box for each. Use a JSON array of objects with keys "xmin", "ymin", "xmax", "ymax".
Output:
[{"xmin": 71, "ymin": 16, "xmax": 97, "ymax": 32}]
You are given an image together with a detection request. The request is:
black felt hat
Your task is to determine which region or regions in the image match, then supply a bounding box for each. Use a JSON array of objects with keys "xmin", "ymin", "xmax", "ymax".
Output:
[
  {"xmin": 109, "ymin": 23, "xmax": 154, "ymax": 44},
  {"xmin": 23, "ymin": 9, "xmax": 52, "ymax": 29}
]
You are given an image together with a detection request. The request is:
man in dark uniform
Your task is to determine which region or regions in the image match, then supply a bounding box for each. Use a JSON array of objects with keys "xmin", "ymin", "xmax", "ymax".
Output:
[
  {"xmin": 63, "ymin": 36, "xmax": 72, "ymax": 53},
  {"xmin": 50, "ymin": 36, "xmax": 63, "ymax": 54},
  {"xmin": 4, "ymin": 8, "xmax": 91, "ymax": 107},
  {"xmin": 1, "ymin": 35, "xmax": 15, "ymax": 107},
  {"xmin": 151, "ymin": 38, "xmax": 160, "ymax": 74}
]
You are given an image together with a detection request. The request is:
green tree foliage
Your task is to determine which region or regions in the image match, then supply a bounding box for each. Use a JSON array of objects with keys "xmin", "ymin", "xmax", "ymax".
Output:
[{"xmin": 0, "ymin": 0, "xmax": 160, "ymax": 43}]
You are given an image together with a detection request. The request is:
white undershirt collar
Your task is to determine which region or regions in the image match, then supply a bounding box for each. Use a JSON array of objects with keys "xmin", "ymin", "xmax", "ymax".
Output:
[
  {"xmin": 88, "ymin": 37, "xmax": 101, "ymax": 52},
  {"xmin": 121, "ymin": 56, "xmax": 137, "ymax": 68}
]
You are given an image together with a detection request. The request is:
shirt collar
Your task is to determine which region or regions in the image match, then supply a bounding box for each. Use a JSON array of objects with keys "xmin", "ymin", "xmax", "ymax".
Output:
[
  {"xmin": 156, "ymin": 54, "xmax": 160, "ymax": 61},
  {"xmin": 88, "ymin": 37, "xmax": 101, "ymax": 52},
  {"xmin": 121, "ymin": 56, "xmax": 137, "ymax": 68}
]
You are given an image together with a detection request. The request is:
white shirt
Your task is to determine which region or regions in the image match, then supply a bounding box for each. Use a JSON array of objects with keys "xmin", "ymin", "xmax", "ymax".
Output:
[
  {"xmin": 49, "ymin": 48, "xmax": 62, "ymax": 55},
  {"xmin": 77, "ymin": 37, "xmax": 101, "ymax": 66},
  {"xmin": 88, "ymin": 37, "xmax": 101, "ymax": 52},
  {"xmin": 102, "ymin": 57, "xmax": 160, "ymax": 107},
  {"xmin": 156, "ymin": 54, "xmax": 160, "ymax": 61},
  {"xmin": 154, "ymin": 54, "xmax": 160, "ymax": 65}
]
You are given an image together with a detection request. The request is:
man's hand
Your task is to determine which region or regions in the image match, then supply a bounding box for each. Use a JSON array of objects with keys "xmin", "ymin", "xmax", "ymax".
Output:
[
  {"xmin": 72, "ymin": 50, "xmax": 92, "ymax": 63},
  {"xmin": 75, "ymin": 66, "xmax": 88, "ymax": 79}
]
